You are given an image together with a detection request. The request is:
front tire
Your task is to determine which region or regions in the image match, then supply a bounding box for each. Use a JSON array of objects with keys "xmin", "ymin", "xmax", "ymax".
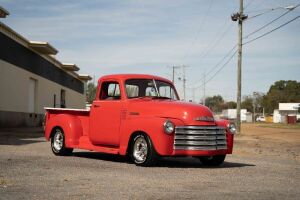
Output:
[
  {"xmin": 51, "ymin": 128, "xmax": 73, "ymax": 156},
  {"xmin": 198, "ymin": 155, "xmax": 226, "ymax": 166},
  {"xmin": 130, "ymin": 134, "xmax": 157, "ymax": 167}
]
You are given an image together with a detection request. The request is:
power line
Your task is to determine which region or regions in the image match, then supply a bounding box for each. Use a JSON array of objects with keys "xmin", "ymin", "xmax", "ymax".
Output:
[
  {"xmin": 182, "ymin": 0, "xmax": 214, "ymax": 61},
  {"xmin": 188, "ymin": 4, "xmax": 239, "ymax": 65},
  {"xmin": 196, "ymin": 22, "xmax": 234, "ymax": 63},
  {"xmin": 246, "ymin": 8, "xmax": 277, "ymax": 20},
  {"xmin": 188, "ymin": 44, "xmax": 237, "ymax": 87},
  {"xmin": 247, "ymin": 4, "xmax": 298, "ymax": 14},
  {"xmin": 244, "ymin": 3, "xmax": 300, "ymax": 39},
  {"xmin": 195, "ymin": 50, "xmax": 237, "ymax": 88},
  {"xmin": 243, "ymin": 15, "xmax": 300, "ymax": 45},
  {"xmin": 244, "ymin": 0, "xmax": 255, "ymax": 10}
]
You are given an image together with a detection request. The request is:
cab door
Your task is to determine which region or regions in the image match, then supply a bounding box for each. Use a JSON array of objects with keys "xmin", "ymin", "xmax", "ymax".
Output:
[{"xmin": 89, "ymin": 81, "xmax": 123, "ymax": 146}]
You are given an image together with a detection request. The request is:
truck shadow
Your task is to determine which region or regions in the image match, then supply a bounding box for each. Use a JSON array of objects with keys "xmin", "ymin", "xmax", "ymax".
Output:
[
  {"xmin": 0, "ymin": 127, "xmax": 45, "ymax": 146},
  {"xmin": 72, "ymin": 152, "xmax": 255, "ymax": 168}
]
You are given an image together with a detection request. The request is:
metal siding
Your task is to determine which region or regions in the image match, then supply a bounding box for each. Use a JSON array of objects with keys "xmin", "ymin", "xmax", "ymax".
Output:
[{"xmin": 0, "ymin": 32, "xmax": 84, "ymax": 94}]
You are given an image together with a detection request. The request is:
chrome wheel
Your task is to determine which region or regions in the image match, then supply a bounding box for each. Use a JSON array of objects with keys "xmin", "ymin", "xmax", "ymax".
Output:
[
  {"xmin": 50, "ymin": 128, "xmax": 73, "ymax": 156},
  {"xmin": 53, "ymin": 129, "xmax": 63, "ymax": 152},
  {"xmin": 133, "ymin": 136, "xmax": 148, "ymax": 163}
]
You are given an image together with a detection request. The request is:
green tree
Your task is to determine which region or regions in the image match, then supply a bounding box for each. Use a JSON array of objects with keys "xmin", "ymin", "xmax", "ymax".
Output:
[
  {"xmin": 86, "ymin": 82, "xmax": 96, "ymax": 103},
  {"xmin": 205, "ymin": 95, "xmax": 224, "ymax": 112},
  {"xmin": 241, "ymin": 93, "xmax": 264, "ymax": 113},
  {"xmin": 241, "ymin": 95, "xmax": 253, "ymax": 112},
  {"xmin": 226, "ymin": 101, "xmax": 237, "ymax": 109},
  {"xmin": 262, "ymin": 80, "xmax": 300, "ymax": 113}
]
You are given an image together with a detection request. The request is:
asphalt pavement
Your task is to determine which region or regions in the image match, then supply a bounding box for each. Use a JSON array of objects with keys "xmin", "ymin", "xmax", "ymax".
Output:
[{"xmin": 0, "ymin": 127, "xmax": 299, "ymax": 200}]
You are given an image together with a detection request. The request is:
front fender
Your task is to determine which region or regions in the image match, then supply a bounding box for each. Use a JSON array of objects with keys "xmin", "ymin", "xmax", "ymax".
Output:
[
  {"xmin": 45, "ymin": 114, "xmax": 83, "ymax": 147},
  {"xmin": 215, "ymin": 120, "xmax": 234, "ymax": 154},
  {"xmin": 119, "ymin": 117, "xmax": 184, "ymax": 156}
]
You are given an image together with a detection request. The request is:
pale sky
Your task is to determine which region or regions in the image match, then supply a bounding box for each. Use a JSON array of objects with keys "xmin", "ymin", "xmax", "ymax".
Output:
[{"xmin": 1, "ymin": 0, "xmax": 300, "ymax": 102}]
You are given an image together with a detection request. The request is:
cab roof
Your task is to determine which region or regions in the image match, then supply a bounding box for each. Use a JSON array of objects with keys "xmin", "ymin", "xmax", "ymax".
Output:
[{"xmin": 98, "ymin": 74, "xmax": 172, "ymax": 84}]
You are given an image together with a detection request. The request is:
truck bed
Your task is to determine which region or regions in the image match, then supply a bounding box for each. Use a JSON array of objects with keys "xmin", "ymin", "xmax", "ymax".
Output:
[{"xmin": 44, "ymin": 107, "xmax": 90, "ymax": 139}]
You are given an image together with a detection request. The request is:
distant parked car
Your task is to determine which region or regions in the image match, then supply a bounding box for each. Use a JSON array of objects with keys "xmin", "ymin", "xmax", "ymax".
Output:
[{"xmin": 256, "ymin": 116, "xmax": 266, "ymax": 122}]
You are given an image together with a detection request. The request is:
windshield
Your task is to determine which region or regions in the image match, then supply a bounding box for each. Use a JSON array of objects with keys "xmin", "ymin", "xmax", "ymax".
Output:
[{"xmin": 125, "ymin": 79, "xmax": 179, "ymax": 100}]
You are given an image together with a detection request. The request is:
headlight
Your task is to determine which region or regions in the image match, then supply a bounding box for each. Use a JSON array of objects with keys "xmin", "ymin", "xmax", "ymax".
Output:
[
  {"xmin": 163, "ymin": 120, "xmax": 175, "ymax": 134},
  {"xmin": 227, "ymin": 122, "xmax": 236, "ymax": 134}
]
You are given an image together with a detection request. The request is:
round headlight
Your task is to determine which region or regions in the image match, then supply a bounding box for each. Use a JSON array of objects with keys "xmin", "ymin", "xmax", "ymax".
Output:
[
  {"xmin": 163, "ymin": 120, "xmax": 175, "ymax": 134},
  {"xmin": 227, "ymin": 123, "xmax": 236, "ymax": 134}
]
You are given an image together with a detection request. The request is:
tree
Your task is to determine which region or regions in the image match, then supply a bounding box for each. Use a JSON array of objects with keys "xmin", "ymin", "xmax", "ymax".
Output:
[
  {"xmin": 86, "ymin": 82, "xmax": 96, "ymax": 103},
  {"xmin": 205, "ymin": 95, "xmax": 224, "ymax": 112},
  {"xmin": 241, "ymin": 95, "xmax": 253, "ymax": 112},
  {"xmin": 226, "ymin": 101, "xmax": 237, "ymax": 109},
  {"xmin": 262, "ymin": 80, "xmax": 300, "ymax": 113},
  {"xmin": 241, "ymin": 93, "xmax": 264, "ymax": 113}
]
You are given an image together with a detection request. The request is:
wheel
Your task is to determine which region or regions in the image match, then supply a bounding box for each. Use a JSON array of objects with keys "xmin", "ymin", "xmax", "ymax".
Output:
[
  {"xmin": 198, "ymin": 155, "xmax": 226, "ymax": 166},
  {"xmin": 130, "ymin": 134, "xmax": 157, "ymax": 166},
  {"xmin": 51, "ymin": 128, "xmax": 73, "ymax": 156}
]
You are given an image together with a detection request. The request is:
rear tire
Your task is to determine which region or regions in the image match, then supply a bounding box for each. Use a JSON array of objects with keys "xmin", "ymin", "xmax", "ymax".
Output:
[
  {"xmin": 130, "ymin": 134, "xmax": 157, "ymax": 167},
  {"xmin": 51, "ymin": 128, "xmax": 73, "ymax": 156},
  {"xmin": 198, "ymin": 155, "xmax": 226, "ymax": 166}
]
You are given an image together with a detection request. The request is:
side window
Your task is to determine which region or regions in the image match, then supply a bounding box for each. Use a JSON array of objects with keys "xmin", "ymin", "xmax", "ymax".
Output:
[
  {"xmin": 159, "ymin": 86, "xmax": 173, "ymax": 98},
  {"xmin": 100, "ymin": 82, "xmax": 121, "ymax": 100},
  {"xmin": 126, "ymin": 85, "xmax": 139, "ymax": 98}
]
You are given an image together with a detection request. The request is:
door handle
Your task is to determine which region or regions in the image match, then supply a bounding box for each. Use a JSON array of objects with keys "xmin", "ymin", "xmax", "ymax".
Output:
[{"xmin": 94, "ymin": 105, "xmax": 100, "ymax": 108}]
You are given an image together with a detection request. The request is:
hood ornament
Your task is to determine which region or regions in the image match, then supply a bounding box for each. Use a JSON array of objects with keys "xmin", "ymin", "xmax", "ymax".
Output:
[{"xmin": 194, "ymin": 116, "xmax": 214, "ymax": 122}]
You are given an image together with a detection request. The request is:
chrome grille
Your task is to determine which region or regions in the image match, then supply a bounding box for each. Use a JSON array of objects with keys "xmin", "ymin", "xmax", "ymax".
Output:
[{"xmin": 174, "ymin": 126, "xmax": 227, "ymax": 150}]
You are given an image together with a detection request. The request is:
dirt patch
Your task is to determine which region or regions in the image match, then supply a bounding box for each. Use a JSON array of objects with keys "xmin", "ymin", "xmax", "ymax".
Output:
[
  {"xmin": 235, "ymin": 123, "xmax": 300, "ymax": 161},
  {"xmin": 0, "ymin": 178, "xmax": 10, "ymax": 187}
]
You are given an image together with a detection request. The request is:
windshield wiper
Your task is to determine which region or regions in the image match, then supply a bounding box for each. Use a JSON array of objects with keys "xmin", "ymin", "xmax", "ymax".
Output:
[{"xmin": 152, "ymin": 79, "xmax": 160, "ymax": 97}]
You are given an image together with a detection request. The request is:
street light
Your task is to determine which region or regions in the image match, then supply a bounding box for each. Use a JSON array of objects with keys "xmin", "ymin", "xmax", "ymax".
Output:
[{"xmin": 246, "ymin": 5, "xmax": 297, "ymax": 20}]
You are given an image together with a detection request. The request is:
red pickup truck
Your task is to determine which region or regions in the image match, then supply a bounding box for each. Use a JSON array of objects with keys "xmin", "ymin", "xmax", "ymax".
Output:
[{"xmin": 44, "ymin": 74, "xmax": 236, "ymax": 166}]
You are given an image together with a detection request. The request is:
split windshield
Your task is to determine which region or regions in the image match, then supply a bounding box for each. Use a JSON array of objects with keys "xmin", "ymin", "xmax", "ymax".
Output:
[{"xmin": 125, "ymin": 79, "xmax": 179, "ymax": 100}]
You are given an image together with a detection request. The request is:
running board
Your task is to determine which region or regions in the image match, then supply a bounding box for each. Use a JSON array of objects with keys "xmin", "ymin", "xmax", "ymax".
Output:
[{"xmin": 76, "ymin": 136, "xmax": 119, "ymax": 154}]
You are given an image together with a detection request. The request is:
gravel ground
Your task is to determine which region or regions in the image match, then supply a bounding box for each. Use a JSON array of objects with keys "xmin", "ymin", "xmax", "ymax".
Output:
[{"xmin": 0, "ymin": 125, "xmax": 299, "ymax": 200}]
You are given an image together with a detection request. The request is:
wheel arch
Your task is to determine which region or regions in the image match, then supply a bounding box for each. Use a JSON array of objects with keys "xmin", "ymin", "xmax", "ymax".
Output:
[
  {"xmin": 119, "ymin": 117, "xmax": 183, "ymax": 156},
  {"xmin": 126, "ymin": 130, "xmax": 152, "ymax": 156},
  {"xmin": 45, "ymin": 114, "xmax": 83, "ymax": 147}
]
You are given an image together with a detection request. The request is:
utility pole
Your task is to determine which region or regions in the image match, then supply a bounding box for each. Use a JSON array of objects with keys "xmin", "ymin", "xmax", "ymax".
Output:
[
  {"xmin": 203, "ymin": 71, "xmax": 206, "ymax": 106},
  {"xmin": 171, "ymin": 66, "xmax": 180, "ymax": 83},
  {"xmin": 172, "ymin": 67, "xmax": 175, "ymax": 83},
  {"xmin": 175, "ymin": 65, "xmax": 188, "ymax": 101},
  {"xmin": 182, "ymin": 65, "xmax": 186, "ymax": 101},
  {"xmin": 192, "ymin": 87, "xmax": 195, "ymax": 102},
  {"xmin": 253, "ymin": 91, "xmax": 258, "ymax": 123},
  {"xmin": 231, "ymin": 0, "xmax": 247, "ymax": 134}
]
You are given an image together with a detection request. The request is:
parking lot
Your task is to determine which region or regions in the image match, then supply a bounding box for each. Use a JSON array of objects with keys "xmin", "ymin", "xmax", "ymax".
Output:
[{"xmin": 0, "ymin": 124, "xmax": 299, "ymax": 200}]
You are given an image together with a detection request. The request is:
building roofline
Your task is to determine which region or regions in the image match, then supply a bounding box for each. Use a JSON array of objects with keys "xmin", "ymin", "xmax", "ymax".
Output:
[
  {"xmin": 78, "ymin": 74, "xmax": 92, "ymax": 81},
  {"xmin": 0, "ymin": 6, "xmax": 9, "ymax": 18},
  {"xmin": 62, "ymin": 63, "xmax": 80, "ymax": 71},
  {"xmin": 0, "ymin": 21, "xmax": 91, "ymax": 83},
  {"xmin": 29, "ymin": 41, "xmax": 58, "ymax": 55},
  {"xmin": 0, "ymin": 21, "xmax": 29, "ymax": 44}
]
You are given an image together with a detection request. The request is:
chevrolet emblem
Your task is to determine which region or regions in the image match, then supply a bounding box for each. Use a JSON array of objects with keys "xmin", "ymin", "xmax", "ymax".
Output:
[{"xmin": 194, "ymin": 116, "xmax": 214, "ymax": 122}]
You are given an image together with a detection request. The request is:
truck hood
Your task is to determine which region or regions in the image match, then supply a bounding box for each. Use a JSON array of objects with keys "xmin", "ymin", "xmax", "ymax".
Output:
[{"xmin": 127, "ymin": 99, "xmax": 216, "ymax": 126}]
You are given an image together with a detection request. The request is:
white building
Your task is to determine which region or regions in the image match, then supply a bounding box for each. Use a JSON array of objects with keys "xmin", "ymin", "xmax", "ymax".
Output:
[
  {"xmin": 221, "ymin": 109, "xmax": 247, "ymax": 122},
  {"xmin": 0, "ymin": 8, "xmax": 91, "ymax": 127},
  {"xmin": 273, "ymin": 103, "xmax": 300, "ymax": 123}
]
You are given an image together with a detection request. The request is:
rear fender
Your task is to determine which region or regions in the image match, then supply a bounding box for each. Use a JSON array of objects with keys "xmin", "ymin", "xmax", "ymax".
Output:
[{"xmin": 45, "ymin": 114, "xmax": 83, "ymax": 147}]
